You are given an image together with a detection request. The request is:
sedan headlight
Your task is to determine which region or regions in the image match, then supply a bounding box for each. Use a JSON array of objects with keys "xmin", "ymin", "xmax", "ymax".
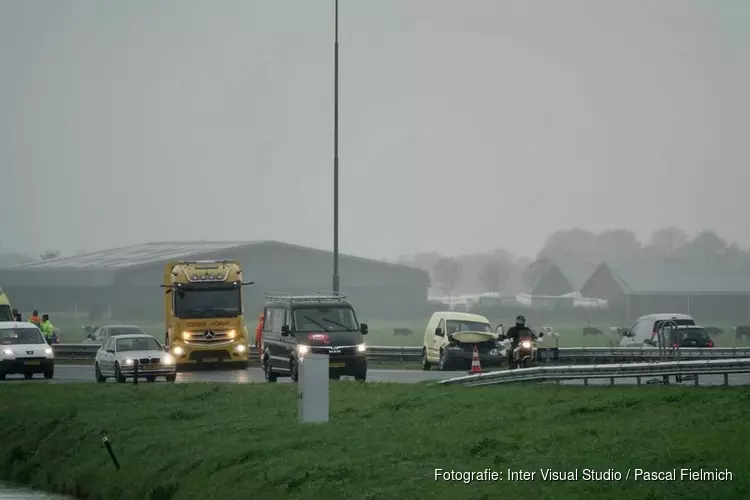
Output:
[
  {"xmin": 521, "ymin": 341, "xmax": 531, "ymax": 349},
  {"xmin": 297, "ymin": 345, "xmax": 310, "ymax": 355},
  {"xmin": 2, "ymin": 348, "xmax": 13, "ymax": 356},
  {"xmin": 356, "ymin": 343, "xmax": 366, "ymax": 353},
  {"xmin": 162, "ymin": 354, "xmax": 174, "ymax": 364},
  {"xmin": 124, "ymin": 358, "xmax": 134, "ymax": 366}
]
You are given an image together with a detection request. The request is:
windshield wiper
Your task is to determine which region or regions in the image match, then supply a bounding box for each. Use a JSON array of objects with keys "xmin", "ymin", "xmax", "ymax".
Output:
[
  {"xmin": 304, "ymin": 316, "xmax": 330, "ymax": 331},
  {"xmin": 321, "ymin": 318, "xmax": 350, "ymax": 330}
]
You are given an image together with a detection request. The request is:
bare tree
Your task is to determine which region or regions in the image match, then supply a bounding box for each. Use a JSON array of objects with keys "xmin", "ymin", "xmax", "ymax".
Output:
[
  {"xmin": 433, "ymin": 258, "xmax": 463, "ymax": 296},
  {"xmin": 479, "ymin": 261, "xmax": 509, "ymax": 293},
  {"xmin": 40, "ymin": 250, "xmax": 60, "ymax": 260}
]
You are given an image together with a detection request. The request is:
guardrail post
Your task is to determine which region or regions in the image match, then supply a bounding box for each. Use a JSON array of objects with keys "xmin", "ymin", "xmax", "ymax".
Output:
[
  {"xmin": 609, "ymin": 377, "xmax": 614, "ymax": 386},
  {"xmin": 662, "ymin": 375, "xmax": 669, "ymax": 385},
  {"xmin": 693, "ymin": 375, "xmax": 699, "ymax": 386},
  {"xmin": 636, "ymin": 376, "xmax": 641, "ymax": 385},
  {"xmin": 583, "ymin": 378, "xmax": 588, "ymax": 386},
  {"xmin": 724, "ymin": 373, "xmax": 729, "ymax": 386}
]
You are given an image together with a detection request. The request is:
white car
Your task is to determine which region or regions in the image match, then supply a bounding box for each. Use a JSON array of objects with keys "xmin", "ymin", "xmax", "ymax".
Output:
[
  {"xmin": 0, "ymin": 321, "xmax": 55, "ymax": 380},
  {"xmin": 94, "ymin": 333, "xmax": 176, "ymax": 383}
]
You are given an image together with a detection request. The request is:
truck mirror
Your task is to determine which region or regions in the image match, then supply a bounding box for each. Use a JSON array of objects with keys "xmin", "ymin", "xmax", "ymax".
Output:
[
  {"xmin": 360, "ymin": 323, "xmax": 368, "ymax": 334},
  {"xmin": 281, "ymin": 325, "xmax": 290, "ymax": 336},
  {"xmin": 434, "ymin": 327, "xmax": 443, "ymax": 336}
]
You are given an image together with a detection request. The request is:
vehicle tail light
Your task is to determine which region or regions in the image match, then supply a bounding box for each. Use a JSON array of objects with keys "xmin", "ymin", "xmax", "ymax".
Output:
[
  {"xmin": 707, "ymin": 340, "xmax": 714, "ymax": 347},
  {"xmin": 673, "ymin": 344, "xmax": 678, "ymax": 348}
]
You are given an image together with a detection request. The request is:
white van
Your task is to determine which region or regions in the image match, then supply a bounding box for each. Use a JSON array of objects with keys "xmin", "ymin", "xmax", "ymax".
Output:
[
  {"xmin": 0, "ymin": 321, "xmax": 55, "ymax": 380},
  {"xmin": 422, "ymin": 311, "xmax": 504, "ymax": 370},
  {"xmin": 619, "ymin": 313, "xmax": 696, "ymax": 347}
]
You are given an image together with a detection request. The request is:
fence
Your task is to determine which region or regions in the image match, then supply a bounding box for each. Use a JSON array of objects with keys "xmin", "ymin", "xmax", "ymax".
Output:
[
  {"xmin": 439, "ymin": 358, "xmax": 750, "ymax": 387},
  {"xmin": 51, "ymin": 344, "xmax": 750, "ymax": 364}
]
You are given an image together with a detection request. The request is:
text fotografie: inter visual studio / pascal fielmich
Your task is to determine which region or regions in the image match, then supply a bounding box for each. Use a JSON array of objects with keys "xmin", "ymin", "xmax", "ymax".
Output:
[{"xmin": 434, "ymin": 468, "xmax": 733, "ymax": 482}]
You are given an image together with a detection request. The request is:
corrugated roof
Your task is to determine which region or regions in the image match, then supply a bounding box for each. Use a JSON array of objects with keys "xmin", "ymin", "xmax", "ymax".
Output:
[
  {"xmin": 604, "ymin": 260, "xmax": 750, "ymax": 294},
  {"xmin": 11, "ymin": 241, "xmax": 253, "ymax": 269}
]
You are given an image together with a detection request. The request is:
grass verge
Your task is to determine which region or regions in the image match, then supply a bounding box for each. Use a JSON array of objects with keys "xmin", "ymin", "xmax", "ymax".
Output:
[{"xmin": 1, "ymin": 384, "xmax": 749, "ymax": 499}]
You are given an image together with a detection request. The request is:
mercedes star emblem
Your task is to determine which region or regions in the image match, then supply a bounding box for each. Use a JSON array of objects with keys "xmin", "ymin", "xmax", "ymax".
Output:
[{"xmin": 203, "ymin": 330, "xmax": 215, "ymax": 340}]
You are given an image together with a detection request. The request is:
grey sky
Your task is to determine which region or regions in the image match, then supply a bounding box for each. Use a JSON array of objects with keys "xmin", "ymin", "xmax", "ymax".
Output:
[{"xmin": 1, "ymin": 0, "xmax": 748, "ymax": 260}]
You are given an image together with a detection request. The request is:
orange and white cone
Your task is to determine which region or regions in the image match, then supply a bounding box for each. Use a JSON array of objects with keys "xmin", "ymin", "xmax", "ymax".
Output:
[{"xmin": 468, "ymin": 344, "xmax": 482, "ymax": 374}]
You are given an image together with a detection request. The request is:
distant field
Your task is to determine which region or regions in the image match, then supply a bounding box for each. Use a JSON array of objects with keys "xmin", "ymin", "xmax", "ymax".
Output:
[{"xmin": 49, "ymin": 316, "xmax": 750, "ymax": 348}]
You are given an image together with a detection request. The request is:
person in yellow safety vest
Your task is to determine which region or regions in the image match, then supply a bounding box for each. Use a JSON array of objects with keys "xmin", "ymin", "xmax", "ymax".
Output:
[
  {"xmin": 29, "ymin": 310, "xmax": 42, "ymax": 327},
  {"xmin": 40, "ymin": 314, "xmax": 55, "ymax": 343}
]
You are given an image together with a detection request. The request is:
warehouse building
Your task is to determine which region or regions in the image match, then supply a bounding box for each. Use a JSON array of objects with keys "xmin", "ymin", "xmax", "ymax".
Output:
[
  {"xmin": 580, "ymin": 261, "xmax": 750, "ymax": 323},
  {"xmin": 0, "ymin": 241, "xmax": 430, "ymax": 320}
]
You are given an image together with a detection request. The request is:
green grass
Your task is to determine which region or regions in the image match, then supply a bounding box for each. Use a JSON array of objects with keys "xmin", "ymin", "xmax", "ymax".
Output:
[{"xmin": 1, "ymin": 383, "xmax": 748, "ymax": 499}]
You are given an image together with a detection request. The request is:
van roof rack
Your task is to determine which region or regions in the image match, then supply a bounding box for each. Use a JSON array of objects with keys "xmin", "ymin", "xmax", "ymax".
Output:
[{"xmin": 264, "ymin": 291, "xmax": 347, "ymax": 303}]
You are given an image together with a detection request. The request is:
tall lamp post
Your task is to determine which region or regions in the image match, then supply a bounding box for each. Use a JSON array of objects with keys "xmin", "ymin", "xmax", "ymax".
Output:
[{"xmin": 332, "ymin": 0, "xmax": 340, "ymax": 293}]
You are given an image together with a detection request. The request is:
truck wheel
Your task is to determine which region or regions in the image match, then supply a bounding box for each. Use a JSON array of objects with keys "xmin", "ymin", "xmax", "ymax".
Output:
[
  {"xmin": 95, "ymin": 363, "xmax": 106, "ymax": 383},
  {"xmin": 422, "ymin": 349, "xmax": 431, "ymax": 371},
  {"xmin": 354, "ymin": 369, "xmax": 367, "ymax": 382},
  {"xmin": 24, "ymin": 373, "xmax": 33, "ymax": 380},
  {"xmin": 146, "ymin": 376, "xmax": 156, "ymax": 382},
  {"xmin": 43, "ymin": 368, "xmax": 54, "ymax": 380}
]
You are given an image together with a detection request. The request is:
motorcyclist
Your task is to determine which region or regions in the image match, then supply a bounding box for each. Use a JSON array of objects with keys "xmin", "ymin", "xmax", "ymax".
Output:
[{"xmin": 502, "ymin": 315, "xmax": 535, "ymax": 367}]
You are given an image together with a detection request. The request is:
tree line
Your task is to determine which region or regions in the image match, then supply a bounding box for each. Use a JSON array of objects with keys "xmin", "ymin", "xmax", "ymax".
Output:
[{"xmin": 395, "ymin": 227, "xmax": 750, "ymax": 296}]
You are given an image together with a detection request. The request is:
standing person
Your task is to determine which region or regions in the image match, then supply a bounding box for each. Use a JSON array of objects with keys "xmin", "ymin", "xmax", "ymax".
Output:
[
  {"xmin": 40, "ymin": 314, "xmax": 55, "ymax": 344},
  {"xmin": 12, "ymin": 309, "xmax": 22, "ymax": 321},
  {"xmin": 255, "ymin": 312, "xmax": 264, "ymax": 361},
  {"xmin": 29, "ymin": 310, "xmax": 42, "ymax": 327}
]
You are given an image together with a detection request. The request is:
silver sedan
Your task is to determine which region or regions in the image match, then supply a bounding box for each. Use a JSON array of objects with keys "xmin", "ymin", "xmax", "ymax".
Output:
[{"xmin": 94, "ymin": 333, "xmax": 176, "ymax": 383}]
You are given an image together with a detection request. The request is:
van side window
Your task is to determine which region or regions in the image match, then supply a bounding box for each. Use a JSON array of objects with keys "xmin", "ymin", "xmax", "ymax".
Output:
[
  {"xmin": 271, "ymin": 308, "xmax": 286, "ymax": 334},
  {"xmin": 262, "ymin": 308, "xmax": 274, "ymax": 332},
  {"xmin": 437, "ymin": 319, "xmax": 445, "ymax": 334},
  {"xmin": 626, "ymin": 321, "xmax": 639, "ymax": 336}
]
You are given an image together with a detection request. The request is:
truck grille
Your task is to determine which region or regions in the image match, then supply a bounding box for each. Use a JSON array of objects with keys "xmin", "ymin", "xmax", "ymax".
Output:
[
  {"xmin": 185, "ymin": 330, "xmax": 234, "ymax": 345},
  {"xmin": 310, "ymin": 346, "xmax": 357, "ymax": 356}
]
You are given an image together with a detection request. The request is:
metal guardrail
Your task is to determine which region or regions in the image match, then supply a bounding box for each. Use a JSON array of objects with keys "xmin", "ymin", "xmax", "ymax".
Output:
[
  {"xmin": 51, "ymin": 344, "xmax": 750, "ymax": 363},
  {"xmin": 439, "ymin": 358, "xmax": 750, "ymax": 387}
]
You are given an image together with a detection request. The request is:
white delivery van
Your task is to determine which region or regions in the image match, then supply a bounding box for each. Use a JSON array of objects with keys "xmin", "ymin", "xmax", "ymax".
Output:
[
  {"xmin": 422, "ymin": 311, "xmax": 504, "ymax": 370},
  {"xmin": 619, "ymin": 313, "xmax": 696, "ymax": 347}
]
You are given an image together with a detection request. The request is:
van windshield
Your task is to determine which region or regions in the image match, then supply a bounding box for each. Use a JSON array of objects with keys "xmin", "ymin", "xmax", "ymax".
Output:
[
  {"xmin": 293, "ymin": 306, "xmax": 359, "ymax": 332},
  {"xmin": 446, "ymin": 320, "xmax": 492, "ymax": 334},
  {"xmin": 0, "ymin": 327, "xmax": 45, "ymax": 345}
]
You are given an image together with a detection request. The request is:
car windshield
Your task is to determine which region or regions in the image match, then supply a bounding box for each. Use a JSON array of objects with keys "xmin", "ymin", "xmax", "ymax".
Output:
[
  {"xmin": 292, "ymin": 306, "xmax": 359, "ymax": 332},
  {"xmin": 0, "ymin": 305, "xmax": 12, "ymax": 321},
  {"xmin": 116, "ymin": 337, "xmax": 161, "ymax": 352},
  {"xmin": 174, "ymin": 285, "xmax": 242, "ymax": 319},
  {"xmin": 109, "ymin": 326, "xmax": 145, "ymax": 336},
  {"xmin": 0, "ymin": 327, "xmax": 45, "ymax": 345},
  {"xmin": 446, "ymin": 320, "xmax": 492, "ymax": 334}
]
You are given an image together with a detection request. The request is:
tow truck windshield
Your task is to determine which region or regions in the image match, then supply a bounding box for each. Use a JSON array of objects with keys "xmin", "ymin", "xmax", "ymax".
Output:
[
  {"xmin": 0, "ymin": 327, "xmax": 45, "ymax": 345},
  {"xmin": 174, "ymin": 285, "xmax": 242, "ymax": 319},
  {"xmin": 293, "ymin": 306, "xmax": 359, "ymax": 332},
  {"xmin": 0, "ymin": 305, "xmax": 12, "ymax": 321}
]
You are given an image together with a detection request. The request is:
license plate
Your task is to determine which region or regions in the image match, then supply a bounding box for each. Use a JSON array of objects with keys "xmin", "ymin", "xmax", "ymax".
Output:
[
  {"xmin": 138, "ymin": 364, "xmax": 153, "ymax": 370},
  {"xmin": 329, "ymin": 363, "xmax": 345, "ymax": 368},
  {"xmin": 24, "ymin": 361, "xmax": 40, "ymax": 365},
  {"xmin": 202, "ymin": 358, "xmax": 219, "ymax": 363}
]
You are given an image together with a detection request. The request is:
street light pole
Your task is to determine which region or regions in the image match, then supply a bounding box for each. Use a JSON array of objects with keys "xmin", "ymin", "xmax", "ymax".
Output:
[{"xmin": 332, "ymin": 0, "xmax": 340, "ymax": 293}]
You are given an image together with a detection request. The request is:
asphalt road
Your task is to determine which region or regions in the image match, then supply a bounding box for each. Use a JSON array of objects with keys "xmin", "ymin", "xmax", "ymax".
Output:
[{"xmin": 3, "ymin": 364, "xmax": 750, "ymax": 386}]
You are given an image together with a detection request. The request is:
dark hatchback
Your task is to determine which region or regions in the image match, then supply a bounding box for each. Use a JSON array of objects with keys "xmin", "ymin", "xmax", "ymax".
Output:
[
  {"xmin": 665, "ymin": 326, "xmax": 714, "ymax": 348},
  {"xmin": 261, "ymin": 293, "xmax": 368, "ymax": 382}
]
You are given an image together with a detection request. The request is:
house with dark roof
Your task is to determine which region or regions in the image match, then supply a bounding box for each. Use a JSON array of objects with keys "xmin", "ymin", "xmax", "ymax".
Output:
[
  {"xmin": 531, "ymin": 264, "xmax": 575, "ymax": 296},
  {"xmin": 0, "ymin": 241, "xmax": 430, "ymax": 320},
  {"xmin": 580, "ymin": 261, "xmax": 750, "ymax": 323}
]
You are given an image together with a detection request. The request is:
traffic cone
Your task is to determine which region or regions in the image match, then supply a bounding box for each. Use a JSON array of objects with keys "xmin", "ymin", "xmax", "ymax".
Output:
[{"xmin": 468, "ymin": 344, "xmax": 482, "ymax": 374}]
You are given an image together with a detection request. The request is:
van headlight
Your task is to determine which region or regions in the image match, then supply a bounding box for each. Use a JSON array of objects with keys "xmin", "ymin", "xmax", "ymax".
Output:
[
  {"xmin": 297, "ymin": 345, "xmax": 310, "ymax": 355},
  {"xmin": 45, "ymin": 347, "xmax": 54, "ymax": 358},
  {"xmin": 162, "ymin": 354, "xmax": 174, "ymax": 365},
  {"xmin": 2, "ymin": 348, "xmax": 13, "ymax": 357},
  {"xmin": 356, "ymin": 343, "xmax": 366, "ymax": 353},
  {"xmin": 124, "ymin": 358, "xmax": 134, "ymax": 366}
]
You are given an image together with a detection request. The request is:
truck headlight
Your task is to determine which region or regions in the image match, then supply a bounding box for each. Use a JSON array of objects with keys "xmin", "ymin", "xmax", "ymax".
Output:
[
  {"xmin": 234, "ymin": 344, "xmax": 246, "ymax": 353},
  {"xmin": 227, "ymin": 330, "xmax": 236, "ymax": 339},
  {"xmin": 182, "ymin": 331, "xmax": 191, "ymax": 340},
  {"xmin": 173, "ymin": 346, "xmax": 185, "ymax": 356},
  {"xmin": 2, "ymin": 348, "xmax": 13, "ymax": 357},
  {"xmin": 297, "ymin": 345, "xmax": 310, "ymax": 355},
  {"xmin": 356, "ymin": 343, "xmax": 366, "ymax": 353},
  {"xmin": 162, "ymin": 354, "xmax": 174, "ymax": 364},
  {"xmin": 124, "ymin": 358, "xmax": 134, "ymax": 366},
  {"xmin": 521, "ymin": 341, "xmax": 531, "ymax": 349}
]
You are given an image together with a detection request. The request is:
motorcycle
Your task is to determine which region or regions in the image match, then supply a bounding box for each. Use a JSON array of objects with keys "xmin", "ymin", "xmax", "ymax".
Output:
[{"xmin": 501, "ymin": 330, "xmax": 544, "ymax": 369}]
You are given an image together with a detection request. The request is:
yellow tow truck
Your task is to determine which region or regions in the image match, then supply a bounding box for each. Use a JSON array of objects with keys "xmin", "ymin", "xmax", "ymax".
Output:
[
  {"xmin": 0, "ymin": 287, "xmax": 14, "ymax": 321},
  {"xmin": 162, "ymin": 260, "xmax": 253, "ymax": 370}
]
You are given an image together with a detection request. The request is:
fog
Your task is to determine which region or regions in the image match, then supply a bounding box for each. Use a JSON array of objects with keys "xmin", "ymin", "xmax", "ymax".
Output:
[{"xmin": 1, "ymin": 0, "xmax": 748, "ymax": 260}]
